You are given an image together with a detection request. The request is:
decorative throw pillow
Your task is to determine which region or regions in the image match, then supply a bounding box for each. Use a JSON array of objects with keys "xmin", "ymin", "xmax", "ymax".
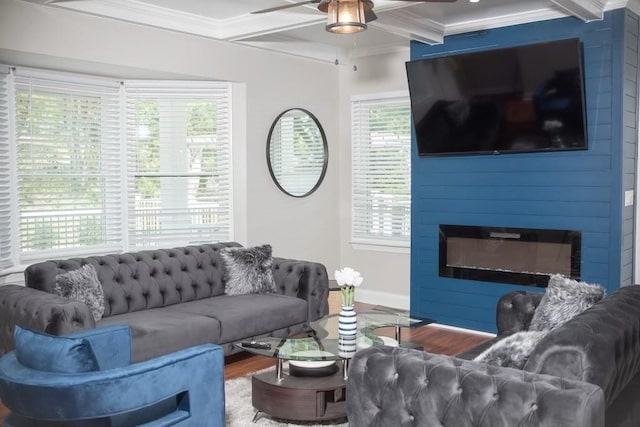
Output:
[
  {"xmin": 54, "ymin": 264, "xmax": 105, "ymax": 322},
  {"xmin": 13, "ymin": 325, "xmax": 99, "ymax": 373},
  {"xmin": 529, "ymin": 274, "xmax": 605, "ymax": 332},
  {"xmin": 474, "ymin": 331, "xmax": 548, "ymax": 369},
  {"xmin": 221, "ymin": 244, "xmax": 277, "ymax": 296}
]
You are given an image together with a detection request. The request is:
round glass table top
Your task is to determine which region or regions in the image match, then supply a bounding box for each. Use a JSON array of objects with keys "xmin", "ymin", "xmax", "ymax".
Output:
[{"xmin": 236, "ymin": 311, "xmax": 433, "ymax": 361}]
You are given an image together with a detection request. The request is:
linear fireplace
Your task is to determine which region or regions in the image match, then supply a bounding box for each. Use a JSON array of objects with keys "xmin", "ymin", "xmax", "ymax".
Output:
[{"xmin": 439, "ymin": 225, "xmax": 581, "ymax": 287}]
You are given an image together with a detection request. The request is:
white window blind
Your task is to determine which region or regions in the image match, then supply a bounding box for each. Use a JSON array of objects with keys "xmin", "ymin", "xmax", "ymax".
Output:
[
  {"xmin": 351, "ymin": 93, "xmax": 411, "ymax": 246},
  {"xmin": 13, "ymin": 70, "xmax": 123, "ymax": 262},
  {"xmin": 124, "ymin": 81, "xmax": 232, "ymax": 248},
  {"xmin": 0, "ymin": 68, "xmax": 12, "ymax": 268}
]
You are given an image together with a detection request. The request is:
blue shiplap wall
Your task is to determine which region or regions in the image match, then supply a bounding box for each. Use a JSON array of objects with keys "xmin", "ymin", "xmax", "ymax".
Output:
[{"xmin": 410, "ymin": 10, "xmax": 638, "ymax": 333}]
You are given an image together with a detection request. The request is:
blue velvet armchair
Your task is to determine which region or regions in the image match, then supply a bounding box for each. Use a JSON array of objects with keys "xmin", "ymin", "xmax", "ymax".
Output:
[{"xmin": 0, "ymin": 324, "xmax": 225, "ymax": 427}]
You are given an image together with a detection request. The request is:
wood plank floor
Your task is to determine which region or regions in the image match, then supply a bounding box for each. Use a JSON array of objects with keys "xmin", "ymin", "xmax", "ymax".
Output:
[{"xmin": 0, "ymin": 303, "xmax": 491, "ymax": 422}]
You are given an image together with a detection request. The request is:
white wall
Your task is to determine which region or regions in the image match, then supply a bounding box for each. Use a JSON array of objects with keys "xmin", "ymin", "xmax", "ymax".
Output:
[
  {"xmin": 0, "ymin": 0, "xmax": 340, "ymax": 274},
  {"xmin": 338, "ymin": 48, "xmax": 412, "ymax": 309}
]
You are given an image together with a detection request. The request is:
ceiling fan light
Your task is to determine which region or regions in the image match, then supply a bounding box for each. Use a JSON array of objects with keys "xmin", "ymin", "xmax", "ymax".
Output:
[{"xmin": 326, "ymin": 0, "xmax": 367, "ymax": 34}]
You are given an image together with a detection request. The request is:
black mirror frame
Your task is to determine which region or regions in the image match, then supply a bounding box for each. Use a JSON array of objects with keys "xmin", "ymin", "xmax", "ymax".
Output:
[{"xmin": 266, "ymin": 108, "xmax": 328, "ymax": 198}]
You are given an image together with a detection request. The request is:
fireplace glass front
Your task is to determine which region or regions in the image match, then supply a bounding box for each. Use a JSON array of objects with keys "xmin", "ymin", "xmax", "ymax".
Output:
[{"xmin": 439, "ymin": 225, "xmax": 581, "ymax": 287}]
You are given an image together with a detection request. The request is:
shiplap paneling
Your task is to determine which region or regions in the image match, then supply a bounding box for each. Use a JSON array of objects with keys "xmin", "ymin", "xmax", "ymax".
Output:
[{"xmin": 410, "ymin": 9, "xmax": 639, "ymax": 332}]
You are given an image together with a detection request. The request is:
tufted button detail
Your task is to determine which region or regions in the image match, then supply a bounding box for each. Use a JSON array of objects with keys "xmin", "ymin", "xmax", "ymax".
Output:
[
  {"xmin": 493, "ymin": 393, "xmax": 499, "ymax": 399},
  {"xmin": 393, "ymin": 372, "xmax": 399, "ymax": 379},
  {"xmin": 531, "ymin": 403, "xmax": 538, "ymax": 410}
]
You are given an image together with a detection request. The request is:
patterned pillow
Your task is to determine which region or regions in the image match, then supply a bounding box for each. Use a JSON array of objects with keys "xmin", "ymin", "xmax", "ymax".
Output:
[
  {"xmin": 529, "ymin": 274, "xmax": 605, "ymax": 332},
  {"xmin": 221, "ymin": 244, "xmax": 277, "ymax": 296},
  {"xmin": 54, "ymin": 264, "xmax": 105, "ymax": 322},
  {"xmin": 474, "ymin": 331, "xmax": 548, "ymax": 369}
]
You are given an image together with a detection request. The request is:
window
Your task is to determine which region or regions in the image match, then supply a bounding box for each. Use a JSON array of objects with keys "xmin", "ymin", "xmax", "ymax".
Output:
[
  {"xmin": 0, "ymin": 68, "xmax": 233, "ymax": 268},
  {"xmin": 351, "ymin": 92, "xmax": 411, "ymax": 247},
  {"xmin": 13, "ymin": 70, "xmax": 122, "ymax": 262},
  {"xmin": 0, "ymin": 68, "xmax": 11, "ymax": 268},
  {"xmin": 125, "ymin": 82, "xmax": 232, "ymax": 248}
]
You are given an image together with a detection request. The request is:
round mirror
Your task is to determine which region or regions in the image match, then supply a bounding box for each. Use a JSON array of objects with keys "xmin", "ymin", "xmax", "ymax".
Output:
[{"xmin": 267, "ymin": 108, "xmax": 328, "ymax": 197}]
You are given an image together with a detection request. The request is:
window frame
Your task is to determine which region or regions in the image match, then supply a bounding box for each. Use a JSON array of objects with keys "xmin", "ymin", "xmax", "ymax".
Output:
[{"xmin": 0, "ymin": 67, "xmax": 234, "ymax": 272}]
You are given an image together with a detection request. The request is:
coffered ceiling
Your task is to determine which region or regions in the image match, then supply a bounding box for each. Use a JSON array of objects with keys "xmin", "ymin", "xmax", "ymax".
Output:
[{"xmin": 18, "ymin": 0, "xmax": 640, "ymax": 63}]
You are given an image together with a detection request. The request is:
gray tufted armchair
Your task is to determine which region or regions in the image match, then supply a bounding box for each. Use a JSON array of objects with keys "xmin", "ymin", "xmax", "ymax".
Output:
[
  {"xmin": 346, "ymin": 346, "xmax": 604, "ymax": 427},
  {"xmin": 347, "ymin": 285, "xmax": 640, "ymax": 427}
]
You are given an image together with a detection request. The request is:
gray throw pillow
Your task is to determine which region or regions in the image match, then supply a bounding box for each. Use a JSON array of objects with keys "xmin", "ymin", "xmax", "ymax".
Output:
[
  {"xmin": 54, "ymin": 264, "xmax": 105, "ymax": 322},
  {"xmin": 221, "ymin": 244, "xmax": 277, "ymax": 296},
  {"xmin": 474, "ymin": 331, "xmax": 548, "ymax": 369},
  {"xmin": 529, "ymin": 274, "xmax": 605, "ymax": 332}
]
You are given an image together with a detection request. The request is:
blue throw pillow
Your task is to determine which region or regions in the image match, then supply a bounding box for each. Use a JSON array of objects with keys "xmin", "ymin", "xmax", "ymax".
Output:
[{"xmin": 14, "ymin": 325, "xmax": 99, "ymax": 373}]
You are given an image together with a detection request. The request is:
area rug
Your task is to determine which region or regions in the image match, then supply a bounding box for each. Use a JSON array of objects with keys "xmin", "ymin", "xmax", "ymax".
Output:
[{"xmin": 224, "ymin": 368, "xmax": 349, "ymax": 427}]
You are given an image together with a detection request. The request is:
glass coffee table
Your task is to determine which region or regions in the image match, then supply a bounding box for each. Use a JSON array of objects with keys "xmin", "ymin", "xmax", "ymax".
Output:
[{"xmin": 237, "ymin": 310, "xmax": 433, "ymax": 422}]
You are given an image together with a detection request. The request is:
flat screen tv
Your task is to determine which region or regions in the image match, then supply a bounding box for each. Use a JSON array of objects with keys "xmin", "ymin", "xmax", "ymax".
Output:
[{"xmin": 406, "ymin": 38, "xmax": 588, "ymax": 156}]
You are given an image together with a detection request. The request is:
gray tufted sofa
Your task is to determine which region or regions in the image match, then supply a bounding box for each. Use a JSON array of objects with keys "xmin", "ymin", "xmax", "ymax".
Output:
[
  {"xmin": 347, "ymin": 285, "xmax": 640, "ymax": 427},
  {"xmin": 0, "ymin": 242, "xmax": 328, "ymax": 362}
]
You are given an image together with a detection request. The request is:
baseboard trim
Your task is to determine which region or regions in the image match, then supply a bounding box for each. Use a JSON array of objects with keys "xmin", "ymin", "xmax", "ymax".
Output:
[
  {"xmin": 430, "ymin": 323, "xmax": 496, "ymax": 338},
  {"xmin": 355, "ymin": 290, "xmax": 495, "ymax": 337},
  {"xmin": 356, "ymin": 289, "xmax": 409, "ymax": 311}
]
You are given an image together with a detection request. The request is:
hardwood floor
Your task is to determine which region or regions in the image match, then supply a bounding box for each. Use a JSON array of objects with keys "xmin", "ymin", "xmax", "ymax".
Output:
[{"xmin": 0, "ymin": 303, "xmax": 491, "ymax": 422}]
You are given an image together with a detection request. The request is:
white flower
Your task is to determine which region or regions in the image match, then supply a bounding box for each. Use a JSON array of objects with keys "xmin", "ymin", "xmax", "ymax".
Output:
[{"xmin": 334, "ymin": 267, "xmax": 363, "ymax": 287}]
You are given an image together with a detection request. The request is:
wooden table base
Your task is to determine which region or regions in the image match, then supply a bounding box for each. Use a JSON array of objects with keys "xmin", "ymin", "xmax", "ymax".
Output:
[{"xmin": 251, "ymin": 367, "xmax": 347, "ymax": 422}]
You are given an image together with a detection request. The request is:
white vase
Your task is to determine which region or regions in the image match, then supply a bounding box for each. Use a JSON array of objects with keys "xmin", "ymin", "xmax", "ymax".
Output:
[
  {"xmin": 338, "ymin": 305, "xmax": 358, "ymax": 358},
  {"xmin": 338, "ymin": 305, "xmax": 357, "ymax": 336}
]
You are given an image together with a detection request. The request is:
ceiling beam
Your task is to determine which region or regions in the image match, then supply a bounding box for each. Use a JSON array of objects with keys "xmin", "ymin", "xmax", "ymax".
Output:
[
  {"xmin": 370, "ymin": 8, "xmax": 444, "ymax": 45},
  {"xmin": 549, "ymin": 0, "xmax": 606, "ymax": 21}
]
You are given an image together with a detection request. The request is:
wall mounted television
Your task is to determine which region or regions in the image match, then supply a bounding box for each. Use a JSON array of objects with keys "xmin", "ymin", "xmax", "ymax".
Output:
[{"xmin": 406, "ymin": 38, "xmax": 588, "ymax": 156}]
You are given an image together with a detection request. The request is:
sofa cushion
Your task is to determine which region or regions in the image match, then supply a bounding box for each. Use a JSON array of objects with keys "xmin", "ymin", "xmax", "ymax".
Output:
[
  {"xmin": 529, "ymin": 274, "xmax": 605, "ymax": 332},
  {"xmin": 169, "ymin": 294, "xmax": 308, "ymax": 343},
  {"xmin": 474, "ymin": 331, "xmax": 548, "ymax": 369},
  {"xmin": 54, "ymin": 264, "xmax": 105, "ymax": 322},
  {"xmin": 97, "ymin": 308, "xmax": 222, "ymax": 362},
  {"xmin": 221, "ymin": 244, "xmax": 277, "ymax": 296},
  {"xmin": 14, "ymin": 325, "xmax": 99, "ymax": 373}
]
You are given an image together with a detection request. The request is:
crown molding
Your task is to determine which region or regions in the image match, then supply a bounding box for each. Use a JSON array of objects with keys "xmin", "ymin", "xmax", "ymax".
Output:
[
  {"xmin": 371, "ymin": 9, "xmax": 445, "ymax": 45},
  {"xmin": 17, "ymin": 0, "xmax": 640, "ymax": 64},
  {"xmin": 550, "ymin": 0, "xmax": 606, "ymax": 21}
]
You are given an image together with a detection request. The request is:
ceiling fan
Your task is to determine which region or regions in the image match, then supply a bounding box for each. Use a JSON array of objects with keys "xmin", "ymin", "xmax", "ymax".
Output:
[{"xmin": 252, "ymin": 0, "xmax": 458, "ymax": 34}]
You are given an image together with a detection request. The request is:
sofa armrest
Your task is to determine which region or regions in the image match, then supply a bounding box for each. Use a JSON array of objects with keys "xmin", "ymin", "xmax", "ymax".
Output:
[
  {"xmin": 496, "ymin": 290, "xmax": 543, "ymax": 337},
  {"xmin": 525, "ymin": 285, "xmax": 640, "ymax": 407},
  {"xmin": 272, "ymin": 258, "xmax": 329, "ymax": 321},
  {"xmin": 347, "ymin": 346, "xmax": 604, "ymax": 427},
  {"xmin": 0, "ymin": 285, "xmax": 95, "ymax": 357}
]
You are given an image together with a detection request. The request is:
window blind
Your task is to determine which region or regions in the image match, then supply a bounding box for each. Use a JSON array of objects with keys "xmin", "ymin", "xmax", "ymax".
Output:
[
  {"xmin": 13, "ymin": 70, "xmax": 123, "ymax": 262},
  {"xmin": 351, "ymin": 93, "xmax": 411, "ymax": 246},
  {"xmin": 0, "ymin": 68, "xmax": 12, "ymax": 268},
  {"xmin": 124, "ymin": 81, "xmax": 232, "ymax": 248}
]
